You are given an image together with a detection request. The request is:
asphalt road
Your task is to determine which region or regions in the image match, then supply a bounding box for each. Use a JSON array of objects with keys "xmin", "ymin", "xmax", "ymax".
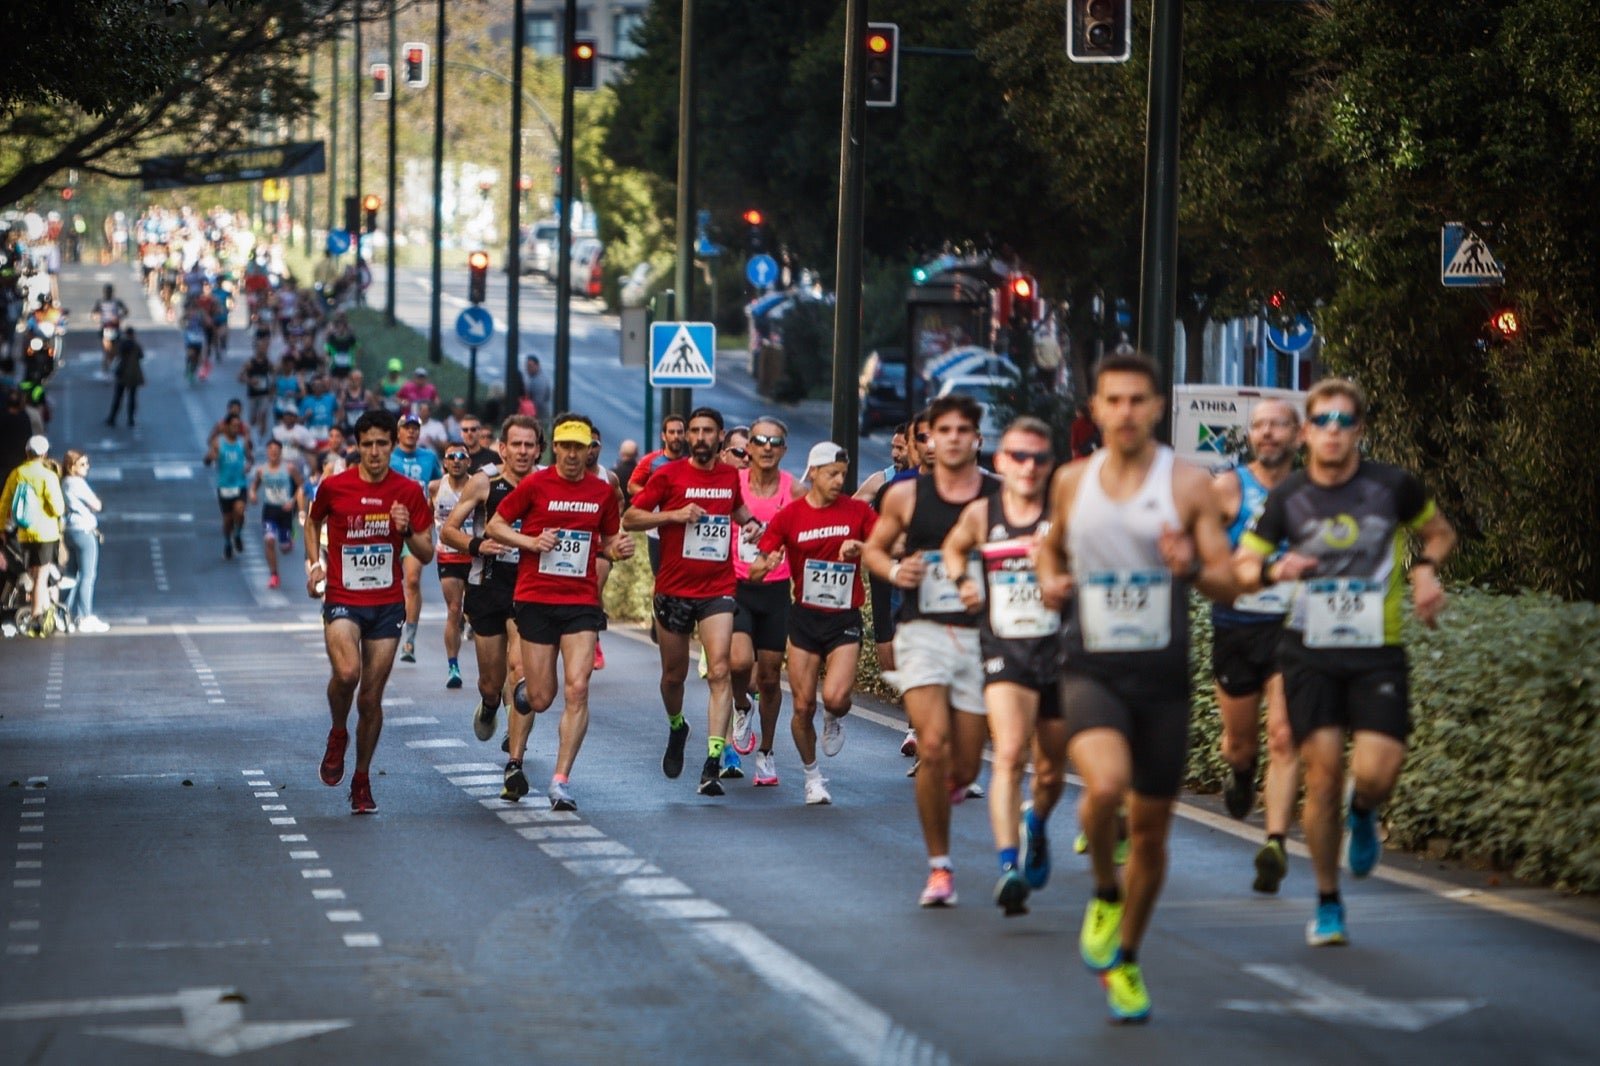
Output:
[{"xmin": 1, "ymin": 263, "xmax": 1597, "ymax": 1064}]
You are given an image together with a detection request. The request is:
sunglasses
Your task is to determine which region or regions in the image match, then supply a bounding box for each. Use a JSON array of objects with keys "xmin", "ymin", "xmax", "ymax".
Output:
[
  {"xmin": 914, "ymin": 433, "xmax": 931, "ymax": 444},
  {"xmin": 1309, "ymin": 411, "xmax": 1359, "ymax": 430},
  {"xmin": 1004, "ymin": 449, "xmax": 1053, "ymax": 466},
  {"xmin": 749, "ymin": 434, "xmax": 786, "ymax": 447},
  {"xmin": 444, "ymin": 452, "xmax": 469, "ymax": 460},
  {"xmin": 725, "ymin": 447, "xmax": 749, "ymax": 461}
]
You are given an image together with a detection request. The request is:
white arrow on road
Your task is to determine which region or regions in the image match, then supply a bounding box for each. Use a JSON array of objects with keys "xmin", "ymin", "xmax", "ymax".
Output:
[
  {"xmin": 1222, "ymin": 964, "xmax": 1484, "ymax": 1032},
  {"xmin": 0, "ymin": 986, "xmax": 350, "ymax": 1057}
]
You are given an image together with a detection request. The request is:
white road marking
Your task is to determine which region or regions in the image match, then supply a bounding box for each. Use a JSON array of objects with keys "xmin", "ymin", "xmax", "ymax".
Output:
[
  {"xmin": 325, "ymin": 911, "xmax": 363, "ymax": 923},
  {"xmin": 312, "ymin": 889, "xmax": 346, "ymax": 901},
  {"xmin": 405, "ymin": 738, "xmax": 466, "ymax": 749},
  {"xmin": 387, "ymin": 716, "xmax": 439, "ymax": 726},
  {"xmin": 342, "ymin": 933, "xmax": 381, "ymax": 948},
  {"xmin": 1222, "ymin": 964, "xmax": 1484, "ymax": 1032}
]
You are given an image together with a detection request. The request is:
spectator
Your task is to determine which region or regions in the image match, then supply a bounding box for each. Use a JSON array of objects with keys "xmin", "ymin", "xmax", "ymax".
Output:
[
  {"xmin": 61, "ymin": 449, "xmax": 107, "ymax": 632},
  {"xmin": 479, "ymin": 381, "xmax": 506, "ymax": 428},
  {"xmin": 1069, "ymin": 402, "xmax": 1100, "ymax": 458},
  {"xmin": 415, "ymin": 401, "xmax": 449, "ymax": 454},
  {"xmin": 444, "ymin": 396, "xmax": 469, "ymax": 440},
  {"xmin": 2, "ymin": 435, "xmax": 65, "ymax": 636},
  {"xmin": 613, "ymin": 438, "xmax": 640, "ymax": 489},
  {"xmin": 378, "ymin": 358, "xmax": 406, "ymax": 412},
  {"xmin": 521, "ymin": 354, "xmax": 552, "ymax": 419},
  {"xmin": 396, "ymin": 367, "xmax": 439, "ymax": 413}
]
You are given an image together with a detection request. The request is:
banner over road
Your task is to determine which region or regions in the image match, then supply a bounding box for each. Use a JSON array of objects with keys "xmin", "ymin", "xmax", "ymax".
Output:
[{"xmin": 138, "ymin": 141, "xmax": 326, "ymax": 191}]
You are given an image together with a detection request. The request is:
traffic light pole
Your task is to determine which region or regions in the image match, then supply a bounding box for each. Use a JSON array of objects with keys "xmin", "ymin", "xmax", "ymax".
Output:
[
  {"xmin": 427, "ymin": 0, "xmax": 446, "ymax": 364},
  {"xmin": 1136, "ymin": 0, "xmax": 1182, "ymax": 442},
  {"xmin": 667, "ymin": 0, "xmax": 696, "ymax": 420},
  {"xmin": 553, "ymin": 0, "xmax": 577, "ymax": 418},
  {"xmin": 504, "ymin": 0, "xmax": 525, "ymax": 403},
  {"xmin": 352, "ymin": 11, "xmax": 364, "ymax": 307},
  {"xmin": 829, "ymin": 0, "xmax": 868, "ymax": 489},
  {"xmin": 384, "ymin": 0, "xmax": 398, "ymax": 327}
]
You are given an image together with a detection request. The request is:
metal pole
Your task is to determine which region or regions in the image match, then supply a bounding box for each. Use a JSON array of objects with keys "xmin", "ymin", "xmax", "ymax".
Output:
[
  {"xmin": 666, "ymin": 0, "xmax": 696, "ymax": 419},
  {"xmin": 1136, "ymin": 0, "xmax": 1182, "ymax": 443},
  {"xmin": 428, "ymin": 0, "xmax": 446, "ymax": 364},
  {"xmin": 506, "ymin": 0, "xmax": 525, "ymax": 396},
  {"xmin": 468, "ymin": 344, "xmax": 479, "ymax": 410},
  {"xmin": 384, "ymin": 0, "xmax": 398, "ymax": 326},
  {"xmin": 304, "ymin": 50, "xmax": 316, "ymax": 246},
  {"xmin": 553, "ymin": 0, "xmax": 577, "ymax": 416},
  {"xmin": 352, "ymin": 9, "xmax": 364, "ymax": 307},
  {"xmin": 327, "ymin": 31, "xmax": 339, "ymax": 233},
  {"xmin": 830, "ymin": 0, "xmax": 868, "ymax": 490}
]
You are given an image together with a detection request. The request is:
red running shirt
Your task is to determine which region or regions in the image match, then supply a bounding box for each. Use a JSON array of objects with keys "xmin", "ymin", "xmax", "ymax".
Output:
[
  {"xmin": 758, "ymin": 495, "xmax": 878, "ymax": 611},
  {"xmin": 630, "ymin": 460, "xmax": 744, "ymax": 598},
  {"xmin": 495, "ymin": 466, "xmax": 621, "ymax": 606},
  {"xmin": 309, "ymin": 466, "xmax": 432, "ymax": 607}
]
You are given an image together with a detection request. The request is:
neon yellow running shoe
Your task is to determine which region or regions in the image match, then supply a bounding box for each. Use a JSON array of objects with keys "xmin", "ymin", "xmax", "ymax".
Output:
[
  {"xmin": 1079, "ymin": 897, "xmax": 1123, "ymax": 972},
  {"xmin": 1101, "ymin": 961, "xmax": 1152, "ymax": 1024},
  {"xmin": 1074, "ymin": 832, "xmax": 1131, "ymax": 865}
]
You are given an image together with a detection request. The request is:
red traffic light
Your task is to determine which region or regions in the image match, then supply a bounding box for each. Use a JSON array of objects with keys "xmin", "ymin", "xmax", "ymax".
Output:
[
  {"xmin": 1011, "ymin": 277, "xmax": 1034, "ymax": 300},
  {"xmin": 60, "ymin": 187, "xmax": 74, "ymax": 200},
  {"xmin": 1269, "ymin": 290, "xmax": 1285, "ymax": 309},
  {"xmin": 1490, "ymin": 308, "xmax": 1520, "ymax": 337},
  {"xmin": 575, "ymin": 41, "xmax": 595, "ymax": 61},
  {"xmin": 867, "ymin": 32, "xmax": 891, "ymax": 54},
  {"xmin": 467, "ymin": 251, "xmax": 490, "ymax": 271},
  {"xmin": 407, "ymin": 47, "xmax": 423, "ymax": 65},
  {"xmin": 742, "ymin": 209, "xmax": 764, "ymax": 227}
]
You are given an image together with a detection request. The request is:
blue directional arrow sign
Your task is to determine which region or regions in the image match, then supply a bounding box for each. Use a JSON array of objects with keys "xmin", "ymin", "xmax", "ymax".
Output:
[
  {"xmin": 1264, "ymin": 312, "xmax": 1316, "ymax": 355},
  {"xmin": 326, "ymin": 229, "xmax": 352, "ymax": 255},
  {"xmin": 455, "ymin": 306, "xmax": 495, "ymax": 347},
  {"xmin": 650, "ymin": 321, "xmax": 716, "ymax": 387},
  {"xmin": 746, "ymin": 254, "xmax": 778, "ymax": 289}
]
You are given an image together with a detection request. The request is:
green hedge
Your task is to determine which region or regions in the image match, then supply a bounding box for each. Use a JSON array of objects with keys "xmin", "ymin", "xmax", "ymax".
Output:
[{"xmin": 606, "ymin": 546, "xmax": 1600, "ymax": 892}]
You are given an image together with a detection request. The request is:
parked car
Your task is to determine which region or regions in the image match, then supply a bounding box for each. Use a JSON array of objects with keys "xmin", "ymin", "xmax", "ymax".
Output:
[
  {"xmin": 936, "ymin": 373, "xmax": 1016, "ymax": 447},
  {"xmin": 858, "ymin": 347, "xmax": 921, "ymax": 435},
  {"xmin": 569, "ymin": 237, "xmax": 604, "ymax": 298},
  {"xmin": 521, "ymin": 221, "xmax": 558, "ymax": 277}
]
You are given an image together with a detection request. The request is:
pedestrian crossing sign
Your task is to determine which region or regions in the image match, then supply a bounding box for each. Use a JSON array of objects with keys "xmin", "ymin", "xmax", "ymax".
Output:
[
  {"xmin": 650, "ymin": 321, "xmax": 716, "ymax": 387},
  {"xmin": 1441, "ymin": 222, "xmax": 1504, "ymax": 287}
]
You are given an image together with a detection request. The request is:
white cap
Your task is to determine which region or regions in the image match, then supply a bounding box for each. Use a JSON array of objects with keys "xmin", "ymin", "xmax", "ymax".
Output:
[
  {"xmin": 25, "ymin": 434, "xmax": 49, "ymax": 457},
  {"xmin": 806, "ymin": 441, "xmax": 847, "ymax": 470}
]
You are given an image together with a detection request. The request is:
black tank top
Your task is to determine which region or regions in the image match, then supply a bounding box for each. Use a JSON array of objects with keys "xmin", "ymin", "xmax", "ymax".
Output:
[
  {"xmin": 469, "ymin": 472, "xmax": 521, "ymax": 587},
  {"xmin": 897, "ymin": 471, "xmax": 1000, "ymax": 627}
]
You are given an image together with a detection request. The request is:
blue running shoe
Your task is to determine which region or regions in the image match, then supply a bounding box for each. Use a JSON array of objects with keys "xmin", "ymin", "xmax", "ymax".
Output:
[
  {"xmin": 1306, "ymin": 901, "xmax": 1348, "ymax": 946},
  {"xmin": 720, "ymin": 747, "xmax": 744, "ymax": 780},
  {"xmin": 1347, "ymin": 806, "xmax": 1380, "ymax": 877},
  {"xmin": 1020, "ymin": 802, "xmax": 1051, "ymax": 890}
]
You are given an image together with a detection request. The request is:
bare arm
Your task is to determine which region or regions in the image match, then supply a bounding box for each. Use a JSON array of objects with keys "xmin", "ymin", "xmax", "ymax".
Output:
[
  {"xmin": 942, "ymin": 499, "xmax": 987, "ymax": 613},
  {"xmin": 1161, "ymin": 462, "xmax": 1239, "ymax": 604},
  {"xmin": 1409, "ymin": 510, "xmax": 1456, "ymax": 627},
  {"xmin": 861, "ymin": 480, "xmax": 924, "ymax": 589},
  {"xmin": 852, "ymin": 470, "xmax": 886, "ymax": 503},
  {"xmin": 440, "ymin": 473, "xmax": 492, "ymax": 554}
]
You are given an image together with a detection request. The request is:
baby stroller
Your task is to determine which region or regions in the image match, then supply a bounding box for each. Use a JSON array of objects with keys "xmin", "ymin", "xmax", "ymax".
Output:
[{"xmin": 0, "ymin": 533, "xmax": 72, "ymax": 637}]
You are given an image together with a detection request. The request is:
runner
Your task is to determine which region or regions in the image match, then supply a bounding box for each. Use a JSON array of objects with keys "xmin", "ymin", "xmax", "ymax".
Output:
[
  {"xmin": 390, "ymin": 411, "xmax": 445, "ymax": 662},
  {"xmin": 623, "ymin": 406, "xmax": 761, "ymax": 797},
  {"xmin": 1235, "ymin": 377, "xmax": 1454, "ymax": 948},
  {"xmin": 625, "ymin": 413, "xmax": 689, "ymax": 575},
  {"xmin": 749, "ymin": 442, "xmax": 877, "ymax": 804},
  {"xmin": 485, "ymin": 414, "xmax": 633, "ymax": 809},
  {"xmin": 940, "ymin": 416, "xmax": 1069, "ymax": 918},
  {"xmin": 249, "ymin": 439, "xmax": 304, "ymax": 590},
  {"xmin": 94, "ymin": 284, "xmax": 129, "ymax": 377},
  {"xmin": 458, "ymin": 413, "xmax": 497, "ymax": 473},
  {"xmin": 429, "ymin": 442, "xmax": 475, "ymax": 690},
  {"xmin": 862, "ymin": 394, "xmax": 1000, "ymax": 907},
  {"xmin": 868, "ymin": 413, "xmax": 931, "ymax": 757},
  {"xmin": 440, "ymin": 416, "xmax": 544, "ymax": 760},
  {"xmin": 1035, "ymin": 352, "xmax": 1238, "ymax": 1023},
  {"xmin": 1211, "ymin": 398, "xmax": 1303, "ymax": 894},
  {"xmin": 204, "ymin": 413, "xmax": 250, "ymax": 560},
  {"xmin": 305, "ymin": 409, "xmax": 434, "ymax": 814},
  {"xmin": 728, "ymin": 418, "xmax": 805, "ymax": 783}
]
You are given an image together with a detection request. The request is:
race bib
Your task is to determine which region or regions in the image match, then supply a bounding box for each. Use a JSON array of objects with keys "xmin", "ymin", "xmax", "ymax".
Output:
[
  {"xmin": 737, "ymin": 524, "xmax": 765, "ymax": 566},
  {"xmin": 340, "ymin": 543, "xmax": 394, "ymax": 591},
  {"xmin": 218, "ymin": 486, "xmax": 242, "ymax": 500},
  {"xmin": 683, "ymin": 514, "xmax": 731, "ymax": 562},
  {"xmin": 989, "ymin": 570, "xmax": 1060, "ymax": 639},
  {"xmin": 1234, "ymin": 582, "xmax": 1293, "ymax": 616},
  {"xmin": 537, "ymin": 529, "xmax": 592, "ymax": 579},
  {"xmin": 1078, "ymin": 570, "xmax": 1171, "ymax": 651},
  {"xmin": 1303, "ymin": 578, "xmax": 1384, "ymax": 648},
  {"xmin": 801, "ymin": 560, "xmax": 855, "ymax": 610},
  {"xmin": 917, "ymin": 550, "xmax": 983, "ymax": 614},
  {"xmin": 264, "ymin": 485, "xmax": 292, "ymax": 508}
]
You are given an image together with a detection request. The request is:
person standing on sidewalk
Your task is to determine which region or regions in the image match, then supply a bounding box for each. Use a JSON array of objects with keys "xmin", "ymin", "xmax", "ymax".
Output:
[{"xmin": 61, "ymin": 449, "xmax": 108, "ymax": 632}]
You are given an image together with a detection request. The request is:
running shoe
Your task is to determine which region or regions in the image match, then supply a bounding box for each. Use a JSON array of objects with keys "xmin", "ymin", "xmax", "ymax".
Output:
[
  {"xmin": 232, "ymin": 531, "xmax": 245, "ymax": 554},
  {"xmin": 1224, "ymin": 761, "xmax": 1257, "ymax": 819},
  {"xmin": 697, "ymin": 645, "xmax": 709, "ymax": 678},
  {"xmin": 1306, "ymin": 900, "xmax": 1348, "ymax": 946},
  {"xmin": 731, "ymin": 702, "xmax": 757, "ymax": 754},
  {"xmin": 1101, "ymin": 961, "xmax": 1151, "ymax": 1024},
  {"xmin": 900, "ymin": 727, "xmax": 918, "ymax": 757},
  {"xmin": 994, "ymin": 866, "xmax": 1030, "ymax": 917},
  {"xmin": 319, "ymin": 727, "xmax": 349, "ymax": 787},
  {"xmin": 918, "ymin": 868, "xmax": 957, "ymax": 908},
  {"xmin": 697, "ymin": 756, "xmax": 724, "ymax": 796},
  {"xmin": 662, "ymin": 722, "xmax": 690, "ymax": 779},
  {"xmin": 752, "ymin": 751, "xmax": 779, "ymax": 787},
  {"xmin": 1074, "ymin": 831, "xmax": 1089, "ymax": 855},
  {"xmin": 400, "ymin": 640, "xmax": 416, "ymax": 663},
  {"xmin": 472, "ymin": 699, "xmax": 498, "ymax": 742},
  {"xmin": 906, "ymin": 757, "xmax": 920, "ymax": 778},
  {"xmin": 1079, "ymin": 897, "xmax": 1123, "ymax": 972},
  {"xmin": 446, "ymin": 663, "xmax": 463, "ymax": 690},
  {"xmin": 965, "ymin": 780, "xmax": 986, "ymax": 799},
  {"xmin": 502, "ymin": 760, "xmax": 529, "ymax": 802},
  {"xmin": 223, "ymin": 541, "xmax": 233, "ymax": 561},
  {"xmin": 821, "ymin": 712, "xmax": 845, "ymax": 757},
  {"xmin": 75, "ymin": 616, "xmax": 110, "ymax": 634},
  {"xmin": 720, "ymin": 748, "xmax": 745, "ymax": 780},
  {"xmin": 803, "ymin": 774, "xmax": 832, "ymax": 806},
  {"xmin": 1253, "ymin": 839, "xmax": 1288, "ymax": 894},
  {"xmin": 267, "ymin": 573, "xmax": 280, "ymax": 589},
  {"xmin": 1074, "ymin": 831, "xmax": 1131, "ymax": 865},
  {"xmin": 592, "ymin": 639, "xmax": 605, "ymax": 671},
  {"xmin": 349, "ymin": 774, "xmax": 377, "ymax": 814},
  {"xmin": 1347, "ymin": 805, "xmax": 1381, "ymax": 877},
  {"xmin": 1020, "ymin": 802, "xmax": 1051, "ymax": 890},
  {"xmin": 548, "ymin": 780, "xmax": 577, "ymax": 811}
]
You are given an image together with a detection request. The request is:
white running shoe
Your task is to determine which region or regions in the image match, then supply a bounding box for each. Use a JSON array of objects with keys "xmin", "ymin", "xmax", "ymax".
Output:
[
  {"xmin": 75, "ymin": 616, "xmax": 110, "ymax": 633},
  {"xmin": 804, "ymin": 774, "xmax": 832, "ymax": 805},
  {"xmin": 753, "ymin": 751, "xmax": 779, "ymax": 786},
  {"xmin": 900, "ymin": 727, "xmax": 918, "ymax": 757},
  {"xmin": 821, "ymin": 712, "xmax": 845, "ymax": 757},
  {"xmin": 731, "ymin": 703, "xmax": 756, "ymax": 754}
]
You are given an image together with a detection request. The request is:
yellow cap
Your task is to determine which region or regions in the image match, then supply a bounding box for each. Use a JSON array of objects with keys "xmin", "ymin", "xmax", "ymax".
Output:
[{"xmin": 552, "ymin": 420, "xmax": 593, "ymax": 445}]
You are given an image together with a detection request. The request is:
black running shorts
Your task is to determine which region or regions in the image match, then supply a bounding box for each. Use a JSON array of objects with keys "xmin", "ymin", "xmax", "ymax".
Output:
[
  {"xmin": 1276, "ymin": 634, "xmax": 1410, "ymax": 746},
  {"xmin": 514, "ymin": 602, "xmax": 606, "ymax": 646},
  {"xmin": 652, "ymin": 593, "xmax": 735, "ymax": 635},
  {"xmin": 734, "ymin": 579, "xmax": 791, "ymax": 653},
  {"xmin": 786, "ymin": 603, "xmax": 862, "ymax": 656},
  {"xmin": 980, "ymin": 631, "xmax": 1063, "ymax": 719},
  {"xmin": 322, "ymin": 600, "xmax": 405, "ymax": 642},
  {"xmin": 464, "ymin": 578, "xmax": 516, "ymax": 638},
  {"xmin": 1059, "ymin": 671, "xmax": 1190, "ymax": 798},
  {"xmin": 1212, "ymin": 619, "xmax": 1284, "ymax": 698}
]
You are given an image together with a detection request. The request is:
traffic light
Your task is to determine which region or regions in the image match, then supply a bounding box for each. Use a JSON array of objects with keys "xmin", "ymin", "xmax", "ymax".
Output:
[
  {"xmin": 343, "ymin": 195, "xmax": 360, "ymax": 238},
  {"xmin": 402, "ymin": 42, "xmax": 429, "ymax": 88},
  {"xmin": 60, "ymin": 187, "xmax": 74, "ymax": 201},
  {"xmin": 742, "ymin": 209, "xmax": 765, "ymax": 254},
  {"xmin": 572, "ymin": 38, "xmax": 598, "ymax": 91},
  {"xmin": 362, "ymin": 194, "xmax": 381, "ymax": 234},
  {"xmin": 372, "ymin": 63, "xmax": 391, "ymax": 100},
  {"xmin": 1067, "ymin": 0, "xmax": 1131, "ymax": 64},
  {"xmin": 1489, "ymin": 307, "xmax": 1520, "ymax": 340},
  {"xmin": 467, "ymin": 250, "xmax": 489, "ymax": 305},
  {"xmin": 1010, "ymin": 276, "xmax": 1036, "ymax": 326},
  {"xmin": 864, "ymin": 22, "xmax": 899, "ymax": 108}
]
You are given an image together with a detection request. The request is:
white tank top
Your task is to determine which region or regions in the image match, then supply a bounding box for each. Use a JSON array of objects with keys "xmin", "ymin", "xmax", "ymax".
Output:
[{"xmin": 1067, "ymin": 446, "xmax": 1180, "ymax": 576}]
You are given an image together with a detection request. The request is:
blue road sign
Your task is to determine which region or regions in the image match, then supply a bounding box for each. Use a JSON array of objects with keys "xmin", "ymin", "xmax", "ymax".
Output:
[
  {"xmin": 326, "ymin": 229, "xmax": 352, "ymax": 255},
  {"xmin": 746, "ymin": 254, "xmax": 778, "ymax": 289},
  {"xmin": 1265, "ymin": 312, "xmax": 1316, "ymax": 355},
  {"xmin": 1441, "ymin": 222, "xmax": 1504, "ymax": 287},
  {"xmin": 455, "ymin": 306, "xmax": 495, "ymax": 347},
  {"xmin": 650, "ymin": 321, "xmax": 716, "ymax": 387}
]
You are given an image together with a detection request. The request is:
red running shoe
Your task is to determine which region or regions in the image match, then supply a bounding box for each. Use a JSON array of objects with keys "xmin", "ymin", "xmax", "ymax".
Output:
[
  {"xmin": 268, "ymin": 573, "xmax": 280, "ymax": 589},
  {"xmin": 320, "ymin": 728, "xmax": 349, "ymax": 786},
  {"xmin": 350, "ymin": 773, "xmax": 377, "ymax": 814},
  {"xmin": 592, "ymin": 638, "xmax": 605, "ymax": 671}
]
